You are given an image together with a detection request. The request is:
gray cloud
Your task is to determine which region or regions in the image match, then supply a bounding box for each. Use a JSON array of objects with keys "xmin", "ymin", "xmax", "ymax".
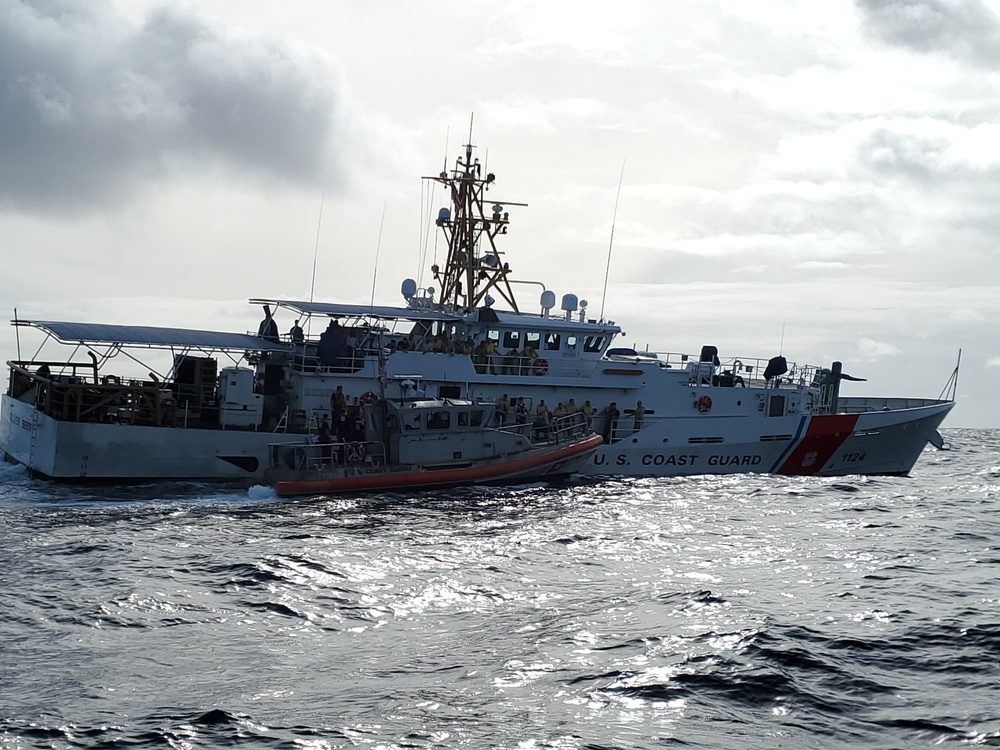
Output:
[
  {"xmin": 0, "ymin": 0, "xmax": 352, "ymax": 215},
  {"xmin": 854, "ymin": 127, "xmax": 950, "ymax": 181},
  {"xmin": 856, "ymin": 0, "xmax": 1000, "ymax": 65}
]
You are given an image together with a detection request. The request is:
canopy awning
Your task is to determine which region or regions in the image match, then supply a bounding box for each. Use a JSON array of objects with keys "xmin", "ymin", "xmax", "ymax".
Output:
[
  {"xmin": 252, "ymin": 298, "xmax": 462, "ymax": 324},
  {"xmin": 14, "ymin": 320, "xmax": 291, "ymax": 351}
]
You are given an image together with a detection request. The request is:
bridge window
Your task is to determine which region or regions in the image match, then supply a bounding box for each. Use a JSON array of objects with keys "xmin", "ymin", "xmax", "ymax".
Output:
[
  {"xmin": 458, "ymin": 409, "xmax": 486, "ymax": 428},
  {"xmin": 544, "ymin": 333, "xmax": 561, "ymax": 351},
  {"xmin": 428, "ymin": 411, "xmax": 451, "ymax": 430},
  {"xmin": 584, "ymin": 335, "xmax": 606, "ymax": 353},
  {"xmin": 525, "ymin": 331, "xmax": 541, "ymax": 351},
  {"xmin": 502, "ymin": 331, "xmax": 521, "ymax": 349}
]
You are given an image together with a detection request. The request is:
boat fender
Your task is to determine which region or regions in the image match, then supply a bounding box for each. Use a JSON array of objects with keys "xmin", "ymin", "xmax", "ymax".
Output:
[
  {"xmin": 360, "ymin": 391, "xmax": 379, "ymax": 406},
  {"xmin": 346, "ymin": 442, "xmax": 366, "ymax": 463},
  {"xmin": 695, "ymin": 395, "xmax": 713, "ymax": 413},
  {"xmin": 531, "ymin": 357, "xmax": 549, "ymax": 376}
]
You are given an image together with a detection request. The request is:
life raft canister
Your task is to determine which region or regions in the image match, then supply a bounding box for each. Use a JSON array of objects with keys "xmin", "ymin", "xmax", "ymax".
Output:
[
  {"xmin": 695, "ymin": 395, "xmax": 713, "ymax": 413},
  {"xmin": 531, "ymin": 358, "xmax": 549, "ymax": 376}
]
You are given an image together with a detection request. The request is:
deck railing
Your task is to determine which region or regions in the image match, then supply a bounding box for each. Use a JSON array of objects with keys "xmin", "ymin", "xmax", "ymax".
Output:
[{"xmin": 9, "ymin": 362, "xmax": 189, "ymax": 426}]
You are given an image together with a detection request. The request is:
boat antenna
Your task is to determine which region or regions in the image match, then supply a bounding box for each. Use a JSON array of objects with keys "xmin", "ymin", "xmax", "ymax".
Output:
[
  {"xmin": 425, "ymin": 126, "xmax": 452, "ymax": 283},
  {"xmin": 302, "ymin": 192, "xmax": 326, "ymax": 339},
  {"xmin": 309, "ymin": 193, "xmax": 325, "ymax": 304},
  {"xmin": 779, "ymin": 323, "xmax": 785, "ymax": 355},
  {"xmin": 13, "ymin": 307, "xmax": 21, "ymax": 360},
  {"xmin": 442, "ymin": 126, "xmax": 450, "ymax": 175},
  {"xmin": 599, "ymin": 159, "xmax": 626, "ymax": 323},
  {"xmin": 370, "ymin": 198, "xmax": 388, "ymax": 308}
]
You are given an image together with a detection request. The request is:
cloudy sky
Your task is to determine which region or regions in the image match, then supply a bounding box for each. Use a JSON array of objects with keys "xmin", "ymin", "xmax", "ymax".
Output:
[{"xmin": 1, "ymin": 0, "xmax": 997, "ymax": 426}]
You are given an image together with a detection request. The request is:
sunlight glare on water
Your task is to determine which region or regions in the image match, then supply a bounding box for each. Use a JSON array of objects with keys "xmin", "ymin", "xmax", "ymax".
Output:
[{"xmin": 1, "ymin": 429, "xmax": 999, "ymax": 748}]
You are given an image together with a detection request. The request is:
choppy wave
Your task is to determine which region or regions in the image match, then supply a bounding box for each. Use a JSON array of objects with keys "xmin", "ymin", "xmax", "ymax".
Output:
[{"xmin": 1, "ymin": 428, "xmax": 998, "ymax": 748}]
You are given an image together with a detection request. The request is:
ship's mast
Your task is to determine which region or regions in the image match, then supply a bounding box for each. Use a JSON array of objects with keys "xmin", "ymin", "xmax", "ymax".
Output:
[{"xmin": 425, "ymin": 138, "xmax": 525, "ymax": 313}]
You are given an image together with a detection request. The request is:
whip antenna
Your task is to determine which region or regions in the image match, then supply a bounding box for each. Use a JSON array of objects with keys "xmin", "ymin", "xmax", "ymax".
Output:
[
  {"xmin": 303, "ymin": 193, "xmax": 325, "ymax": 339},
  {"xmin": 442, "ymin": 126, "xmax": 450, "ymax": 176},
  {"xmin": 309, "ymin": 193, "xmax": 325, "ymax": 304},
  {"xmin": 599, "ymin": 160, "xmax": 626, "ymax": 322},
  {"xmin": 370, "ymin": 198, "xmax": 388, "ymax": 308}
]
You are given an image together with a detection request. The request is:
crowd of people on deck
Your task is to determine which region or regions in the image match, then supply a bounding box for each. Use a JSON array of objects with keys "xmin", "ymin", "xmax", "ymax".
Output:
[
  {"xmin": 490, "ymin": 395, "xmax": 647, "ymax": 444},
  {"xmin": 309, "ymin": 386, "xmax": 647, "ymax": 463},
  {"xmin": 266, "ymin": 311, "xmax": 566, "ymax": 378},
  {"xmin": 385, "ymin": 332, "xmax": 541, "ymax": 375},
  {"xmin": 316, "ymin": 321, "xmax": 365, "ymax": 369},
  {"xmin": 258, "ymin": 309, "xmax": 371, "ymax": 370},
  {"xmin": 312, "ymin": 385, "xmax": 369, "ymax": 464},
  {"xmin": 263, "ymin": 314, "xmax": 648, "ymax": 451}
]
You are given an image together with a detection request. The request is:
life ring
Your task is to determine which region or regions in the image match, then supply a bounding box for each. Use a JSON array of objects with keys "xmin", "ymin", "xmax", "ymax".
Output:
[
  {"xmin": 531, "ymin": 357, "xmax": 549, "ymax": 376},
  {"xmin": 360, "ymin": 390, "xmax": 379, "ymax": 406},
  {"xmin": 695, "ymin": 395, "xmax": 713, "ymax": 413},
  {"xmin": 346, "ymin": 442, "xmax": 366, "ymax": 463}
]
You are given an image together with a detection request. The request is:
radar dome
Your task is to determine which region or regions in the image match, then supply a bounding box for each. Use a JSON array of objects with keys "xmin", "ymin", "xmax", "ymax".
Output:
[
  {"xmin": 561, "ymin": 293, "xmax": 578, "ymax": 312},
  {"xmin": 540, "ymin": 290, "xmax": 556, "ymax": 310},
  {"xmin": 401, "ymin": 278, "xmax": 417, "ymax": 300}
]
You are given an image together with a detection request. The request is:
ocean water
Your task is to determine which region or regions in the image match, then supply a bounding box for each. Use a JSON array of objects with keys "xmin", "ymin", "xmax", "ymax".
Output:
[{"xmin": 1, "ymin": 428, "xmax": 998, "ymax": 749}]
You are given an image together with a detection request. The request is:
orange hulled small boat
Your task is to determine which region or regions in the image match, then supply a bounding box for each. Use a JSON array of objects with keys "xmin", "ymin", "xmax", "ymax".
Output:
[{"xmin": 264, "ymin": 396, "xmax": 601, "ymax": 497}]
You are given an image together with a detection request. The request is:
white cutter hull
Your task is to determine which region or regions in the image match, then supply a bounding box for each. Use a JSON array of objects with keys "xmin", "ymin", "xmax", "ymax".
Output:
[{"xmin": 3, "ymin": 392, "xmax": 952, "ymax": 482}]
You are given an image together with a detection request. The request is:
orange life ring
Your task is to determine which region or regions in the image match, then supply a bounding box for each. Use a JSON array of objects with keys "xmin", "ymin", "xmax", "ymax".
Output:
[
  {"xmin": 531, "ymin": 357, "xmax": 549, "ymax": 376},
  {"xmin": 346, "ymin": 442, "xmax": 366, "ymax": 463},
  {"xmin": 360, "ymin": 390, "xmax": 379, "ymax": 406},
  {"xmin": 695, "ymin": 395, "xmax": 713, "ymax": 413}
]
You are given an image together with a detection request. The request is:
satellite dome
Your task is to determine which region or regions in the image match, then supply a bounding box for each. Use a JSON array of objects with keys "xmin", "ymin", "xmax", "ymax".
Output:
[
  {"xmin": 540, "ymin": 290, "xmax": 556, "ymax": 310},
  {"xmin": 401, "ymin": 278, "xmax": 417, "ymax": 300},
  {"xmin": 560, "ymin": 293, "xmax": 578, "ymax": 312}
]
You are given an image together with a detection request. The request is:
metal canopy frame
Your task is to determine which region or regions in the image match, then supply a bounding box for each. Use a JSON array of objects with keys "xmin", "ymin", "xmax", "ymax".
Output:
[
  {"xmin": 251, "ymin": 298, "xmax": 462, "ymax": 324},
  {"xmin": 12, "ymin": 320, "xmax": 291, "ymax": 352}
]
